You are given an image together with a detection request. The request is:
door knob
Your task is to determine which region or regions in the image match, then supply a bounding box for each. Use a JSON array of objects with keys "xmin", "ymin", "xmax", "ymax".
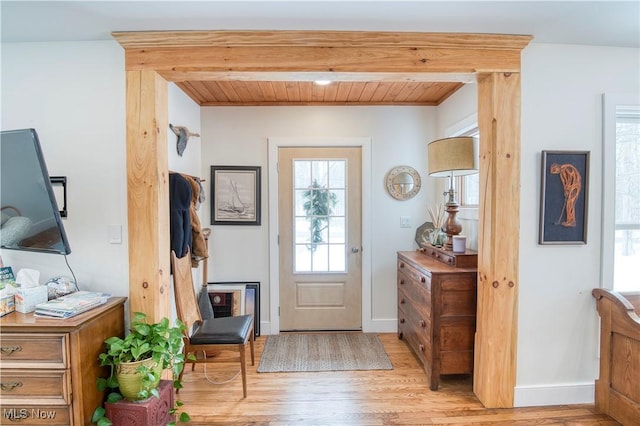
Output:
[{"xmin": 351, "ymin": 246, "xmax": 361, "ymax": 253}]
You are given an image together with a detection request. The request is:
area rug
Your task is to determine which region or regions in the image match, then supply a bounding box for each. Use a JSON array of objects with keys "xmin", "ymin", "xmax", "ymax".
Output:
[{"xmin": 257, "ymin": 333, "xmax": 393, "ymax": 373}]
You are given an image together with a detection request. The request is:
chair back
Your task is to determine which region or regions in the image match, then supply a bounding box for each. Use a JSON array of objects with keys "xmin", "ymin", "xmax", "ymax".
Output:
[{"xmin": 171, "ymin": 248, "xmax": 203, "ymax": 335}]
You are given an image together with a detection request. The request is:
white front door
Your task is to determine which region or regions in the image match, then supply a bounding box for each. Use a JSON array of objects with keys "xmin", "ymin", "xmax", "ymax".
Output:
[{"xmin": 278, "ymin": 147, "xmax": 362, "ymax": 330}]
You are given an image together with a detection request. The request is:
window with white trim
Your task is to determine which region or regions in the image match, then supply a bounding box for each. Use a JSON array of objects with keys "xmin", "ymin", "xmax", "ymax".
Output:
[
  {"xmin": 455, "ymin": 127, "xmax": 480, "ymax": 207},
  {"xmin": 611, "ymin": 105, "xmax": 640, "ymax": 291},
  {"xmin": 603, "ymin": 94, "xmax": 640, "ymax": 292}
]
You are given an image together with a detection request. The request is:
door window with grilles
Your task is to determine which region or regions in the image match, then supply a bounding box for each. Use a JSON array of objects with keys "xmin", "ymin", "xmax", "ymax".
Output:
[{"xmin": 293, "ymin": 159, "xmax": 347, "ymax": 273}]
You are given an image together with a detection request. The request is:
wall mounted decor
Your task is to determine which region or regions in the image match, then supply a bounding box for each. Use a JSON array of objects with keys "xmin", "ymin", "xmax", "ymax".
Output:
[
  {"xmin": 385, "ymin": 165, "xmax": 421, "ymax": 200},
  {"xmin": 169, "ymin": 123, "xmax": 200, "ymax": 156},
  {"xmin": 414, "ymin": 221, "xmax": 435, "ymax": 247},
  {"xmin": 539, "ymin": 150, "xmax": 590, "ymax": 244},
  {"xmin": 211, "ymin": 166, "xmax": 261, "ymax": 225}
]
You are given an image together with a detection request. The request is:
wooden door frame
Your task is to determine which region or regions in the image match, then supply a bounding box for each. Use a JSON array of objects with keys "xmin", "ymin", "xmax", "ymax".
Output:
[{"xmin": 113, "ymin": 30, "xmax": 531, "ymax": 408}]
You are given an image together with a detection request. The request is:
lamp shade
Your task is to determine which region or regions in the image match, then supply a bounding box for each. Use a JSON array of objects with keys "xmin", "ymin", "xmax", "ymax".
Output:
[{"xmin": 427, "ymin": 136, "xmax": 479, "ymax": 178}]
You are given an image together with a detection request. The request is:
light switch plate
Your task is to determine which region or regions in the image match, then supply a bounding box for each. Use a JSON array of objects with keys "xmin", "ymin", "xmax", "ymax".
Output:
[{"xmin": 108, "ymin": 224, "xmax": 122, "ymax": 244}]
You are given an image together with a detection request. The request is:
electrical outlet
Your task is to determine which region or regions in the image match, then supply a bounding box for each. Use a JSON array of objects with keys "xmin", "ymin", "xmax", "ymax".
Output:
[{"xmin": 400, "ymin": 216, "xmax": 411, "ymax": 228}]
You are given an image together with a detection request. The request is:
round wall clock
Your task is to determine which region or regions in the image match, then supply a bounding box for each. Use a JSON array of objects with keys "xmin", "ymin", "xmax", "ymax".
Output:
[{"xmin": 385, "ymin": 165, "xmax": 421, "ymax": 200}]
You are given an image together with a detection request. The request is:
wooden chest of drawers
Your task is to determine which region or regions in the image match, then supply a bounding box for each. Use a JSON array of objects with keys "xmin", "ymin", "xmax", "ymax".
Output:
[
  {"xmin": 0, "ymin": 297, "xmax": 126, "ymax": 425},
  {"xmin": 397, "ymin": 249, "xmax": 477, "ymax": 390}
]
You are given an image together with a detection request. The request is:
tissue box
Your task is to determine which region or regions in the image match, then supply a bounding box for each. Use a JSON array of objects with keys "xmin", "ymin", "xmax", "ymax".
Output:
[
  {"xmin": 0, "ymin": 294, "xmax": 14, "ymax": 316},
  {"xmin": 15, "ymin": 286, "xmax": 48, "ymax": 313}
]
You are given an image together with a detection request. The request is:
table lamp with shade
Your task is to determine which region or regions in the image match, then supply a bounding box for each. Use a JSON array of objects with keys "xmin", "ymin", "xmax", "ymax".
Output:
[{"xmin": 427, "ymin": 136, "xmax": 479, "ymax": 251}]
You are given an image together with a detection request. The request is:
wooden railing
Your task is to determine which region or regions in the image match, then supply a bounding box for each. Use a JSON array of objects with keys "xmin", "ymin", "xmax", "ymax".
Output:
[{"xmin": 592, "ymin": 288, "xmax": 640, "ymax": 426}]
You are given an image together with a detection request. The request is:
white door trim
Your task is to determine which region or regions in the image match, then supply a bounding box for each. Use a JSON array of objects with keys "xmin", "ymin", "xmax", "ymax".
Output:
[{"xmin": 267, "ymin": 137, "xmax": 372, "ymax": 334}]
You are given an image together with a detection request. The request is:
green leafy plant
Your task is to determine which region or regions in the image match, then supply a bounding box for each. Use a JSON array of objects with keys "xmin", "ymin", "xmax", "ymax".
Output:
[
  {"xmin": 91, "ymin": 312, "xmax": 192, "ymax": 425},
  {"xmin": 302, "ymin": 179, "xmax": 338, "ymax": 252}
]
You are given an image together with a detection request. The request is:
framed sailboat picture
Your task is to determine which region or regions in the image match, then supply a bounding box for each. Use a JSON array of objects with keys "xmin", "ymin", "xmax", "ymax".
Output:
[{"xmin": 211, "ymin": 165, "xmax": 261, "ymax": 225}]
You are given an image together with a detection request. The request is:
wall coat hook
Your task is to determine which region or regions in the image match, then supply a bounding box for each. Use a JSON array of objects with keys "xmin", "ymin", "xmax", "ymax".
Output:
[{"xmin": 169, "ymin": 123, "xmax": 200, "ymax": 156}]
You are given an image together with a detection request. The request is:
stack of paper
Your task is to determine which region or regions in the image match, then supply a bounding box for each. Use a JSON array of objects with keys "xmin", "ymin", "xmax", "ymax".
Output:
[{"xmin": 34, "ymin": 291, "xmax": 109, "ymax": 318}]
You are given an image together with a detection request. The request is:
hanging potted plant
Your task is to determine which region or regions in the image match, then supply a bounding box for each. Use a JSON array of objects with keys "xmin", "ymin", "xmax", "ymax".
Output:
[{"xmin": 91, "ymin": 312, "xmax": 191, "ymax": 425}]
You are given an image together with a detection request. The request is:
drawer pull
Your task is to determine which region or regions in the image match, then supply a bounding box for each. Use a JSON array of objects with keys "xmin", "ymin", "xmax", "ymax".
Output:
[
  {"xmin": 399, "ymin": 262, "xmax": 405, "ymax": 268},
  {"xmin": 400, "ymin": 298, "xmax": 406, "ymax": 304},
  {"xmin": 419, "ymin": 344, "xmax": 425, "ymax": 352},
  {"xmin": 420, "ymin": 276, "xmax": 426, "ymax": 283},
  {"xmin": 400, "ymin": 318, "xmax": 405, "ymax": 324},
  {"xmin": 0, "ymin": 345, "xmax": 22, "ymax": 356},
  {"xmin": 420, "ymin": 320, "xmax": 426, "ymax": 327},
  {"xmin": 1, "ymin": 381, "xmax": 23, "ymax": 392},
  {"xmin": 400, "ymin": 279, "xmax": 405, "ymax": 285}
]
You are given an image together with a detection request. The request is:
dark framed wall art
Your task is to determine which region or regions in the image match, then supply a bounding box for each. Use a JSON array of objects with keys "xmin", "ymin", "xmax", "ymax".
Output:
[
  {"xmin": 539, "ymin": 150, "xmax": 590, "ymax": 244},
  {"xmin": 210, "ymin": 165, "xmax": 261, "ymax": 225},
  {"xmin": 207, "ymin": 281, "xmax": 260, "ymax": 337}
]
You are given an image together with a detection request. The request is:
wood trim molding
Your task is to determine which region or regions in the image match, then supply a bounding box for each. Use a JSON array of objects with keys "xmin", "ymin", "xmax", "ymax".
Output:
[
  {"xmin": 474, "ymin": 71, "xmax": 522, "ymax": 407},
  {"xmin": 117, "ymin": 29, "xmax": 531, "ymax": 408},
  {"xmin": 113, "ymin": 30, "xmax": 531, "ymax": 77},
  {"xmin": 125, "ymin": 70, "xmax": 171, "ymax": 323},
  {"xmin": 112, "ymin": 30, "xmax": 533, "ymax": 49}
]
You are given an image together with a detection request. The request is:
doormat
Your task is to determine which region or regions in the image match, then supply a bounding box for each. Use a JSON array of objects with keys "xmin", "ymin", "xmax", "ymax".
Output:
[{"xmin": 257, "ymin": 333, "xmax": 393, "ymax": 373}]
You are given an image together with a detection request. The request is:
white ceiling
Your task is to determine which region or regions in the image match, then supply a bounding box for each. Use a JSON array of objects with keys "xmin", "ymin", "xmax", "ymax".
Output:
[{"xmin": 1, "ymin": 0, "xmax": 639, "ymax": 48}]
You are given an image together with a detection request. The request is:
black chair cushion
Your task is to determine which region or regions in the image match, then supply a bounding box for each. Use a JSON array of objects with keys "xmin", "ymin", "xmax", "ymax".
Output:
[{"xmin": 190, "ymin": 314, "xmax": 253, "ymax": 345}]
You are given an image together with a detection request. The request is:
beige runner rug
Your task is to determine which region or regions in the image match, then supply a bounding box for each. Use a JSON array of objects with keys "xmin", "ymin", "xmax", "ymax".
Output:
[{"xmin": 257, "ymin": 333, "xmax": 393, "ymax": 373}]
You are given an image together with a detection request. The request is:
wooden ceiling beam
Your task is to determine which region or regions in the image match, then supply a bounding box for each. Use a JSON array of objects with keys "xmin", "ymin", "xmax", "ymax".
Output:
[
  {"xmin": 123, "ymin": 45, "xmax": 523, "ymax": 76},
  {"xmin": 112, "ymin": 30, "xmax": 532, "ymax": 50},
  {"xmin": 113, "ymin": 30, "xmax": 531, "ymax": 80}
]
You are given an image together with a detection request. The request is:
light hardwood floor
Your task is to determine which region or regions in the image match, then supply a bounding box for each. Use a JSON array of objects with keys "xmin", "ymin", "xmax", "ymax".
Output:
[{"xmin": 176, "ymin": 333, "xmax": 619, "ymax": 425}]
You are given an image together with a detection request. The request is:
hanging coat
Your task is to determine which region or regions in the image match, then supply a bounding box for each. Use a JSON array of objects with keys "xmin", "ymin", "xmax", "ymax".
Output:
[
  {"xmin": 169, "ymin": 173, "xmax": 192, "ymax": 259},
  {"xmin": 182, "ymin": 173, "xmax": 208, "ymax": 266}
]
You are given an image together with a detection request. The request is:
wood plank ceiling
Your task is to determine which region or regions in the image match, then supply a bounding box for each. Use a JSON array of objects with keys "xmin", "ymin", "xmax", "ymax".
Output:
[{"xmin": 176, "ymin": 79, "xmax": 464, "ymax": 106}]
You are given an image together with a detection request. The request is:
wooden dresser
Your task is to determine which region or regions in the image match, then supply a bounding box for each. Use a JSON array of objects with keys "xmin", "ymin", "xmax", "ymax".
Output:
[
  {"xmin": 397, "ymin": 248, "xmax": 477, "ymax": 390},
  {"xmin": 0, "ymin": 297, "xmax": 126, "ymax": 425}
]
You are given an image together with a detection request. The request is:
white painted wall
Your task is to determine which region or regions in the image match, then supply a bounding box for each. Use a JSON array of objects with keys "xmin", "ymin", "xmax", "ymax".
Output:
[
  {"xmin": 1, "ymin": 41, "xmax": 129, "ymax": 298},
  {"xmin": 168, "ymin": 84, "xmax": 201, "ymax": 176},
  {"xmin": 200, "ymin": 106, "xmax": 437, "ymax": 333},
  {"xmin": 515, "ymin": 43, "xmax": 640, "ymax": 406},
  {"xmin": 0, "ymin": 43, "xmax": 201, "ymax": 323},
  {"xmin": 2, "ymin": 38, "xmax": 639, "ymax": 408}
]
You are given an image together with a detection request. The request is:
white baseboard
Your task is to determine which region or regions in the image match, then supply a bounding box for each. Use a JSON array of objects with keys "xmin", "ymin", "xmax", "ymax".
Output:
[
  {"xmin": 367, "ymin": 318, "xmax": 398, "ymax": 333},
  {"xmin": 260, "ymin": 321, "xmax": 272, "ymax": 335},
  {"xmin": 514, "ymin": 382, "xmax": 594, "ymax": 407}
]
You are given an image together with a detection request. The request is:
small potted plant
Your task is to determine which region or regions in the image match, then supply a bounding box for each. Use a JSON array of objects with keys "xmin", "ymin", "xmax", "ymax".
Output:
[{"xmin": 91, "ymin": 312, "xmax": 191, "ymax": 425}]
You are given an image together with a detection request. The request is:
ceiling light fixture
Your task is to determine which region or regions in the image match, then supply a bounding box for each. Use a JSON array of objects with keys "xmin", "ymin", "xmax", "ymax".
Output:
[{"xmin": 314, "ymin": 80, "xmax": 332, "ymax": 86}]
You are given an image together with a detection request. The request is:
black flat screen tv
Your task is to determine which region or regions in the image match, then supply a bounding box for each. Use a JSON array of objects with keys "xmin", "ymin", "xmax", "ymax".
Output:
[{"xmin": 1, "ymin": 128, "xmax": 71, "ymax": 255}]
